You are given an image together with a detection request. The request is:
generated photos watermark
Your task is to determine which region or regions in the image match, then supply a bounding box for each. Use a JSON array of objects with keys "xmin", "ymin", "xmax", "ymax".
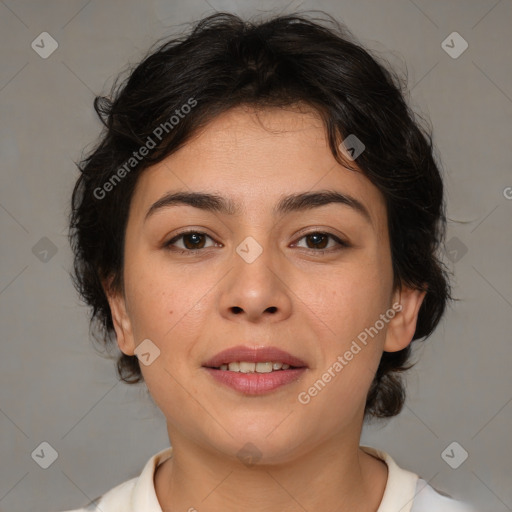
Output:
[
  {"xmin": 93, "ymin": 97, "xmax": 198, "ymax": 200},
  {"xmin": 298, "ymin": 301, "xmax": 403, "ymax": 405}
]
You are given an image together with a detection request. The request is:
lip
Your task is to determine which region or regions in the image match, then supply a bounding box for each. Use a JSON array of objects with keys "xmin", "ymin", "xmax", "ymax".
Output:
[
  {"xmin": 202, "ymin": 345, "xmax": 308, "ymax": 396},
  {"xmin": 202, "ymin": 345, "xmax": 308, "ymax": 369},
  {"xmin": 203, "ymin": 367, "xmax": 307, "ymax": 395}
]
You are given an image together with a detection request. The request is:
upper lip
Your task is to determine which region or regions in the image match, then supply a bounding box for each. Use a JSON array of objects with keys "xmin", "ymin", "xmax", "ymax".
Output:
[{"xmin": 202, "ymin": 345, "xmax": 308, "ymax": 368}]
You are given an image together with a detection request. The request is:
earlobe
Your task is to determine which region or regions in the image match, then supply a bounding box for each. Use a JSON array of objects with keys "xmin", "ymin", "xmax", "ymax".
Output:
[
  {"xmin": 102, "ymin": 279, "xmax": 136, "ymax": 357},
  {"xmin": 383, "ymin": 285, "xmax": 427, "ymax": 353}
]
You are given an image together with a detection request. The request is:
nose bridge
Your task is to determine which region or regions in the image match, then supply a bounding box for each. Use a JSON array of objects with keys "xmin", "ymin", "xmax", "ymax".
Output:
[
  {"xmin": 231, "ymin": 207, "xmax": 276, "ymax": 267},
  {"xmin": 235, "ymin": 234, "xmax": 267, "ymax": 266},
  {"xmin": 219, "ymin": 231, "xmax": 292, "ymax": 321},
  {"xmin": 233, "ymin": 232, "xmax": 277, "ymax": 295}
]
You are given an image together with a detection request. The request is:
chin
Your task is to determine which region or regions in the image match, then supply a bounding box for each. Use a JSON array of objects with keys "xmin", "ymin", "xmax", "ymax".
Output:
[{"xmin": 204, "ymin": 422, "xmax": 308, "ymax": 466}]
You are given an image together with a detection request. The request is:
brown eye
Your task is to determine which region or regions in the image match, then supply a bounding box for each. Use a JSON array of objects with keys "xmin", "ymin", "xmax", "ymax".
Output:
[
  {"xmin": 294, "ymin": 232, "xmax": 349, "ymax": 252},
  {"xmin": 305, "ymin": 233, "xmax": 329, "ymax": 249},
  {"xmin": 181, "ymin": 233, "xmax": 207, "ymax": 249},
  {"xmin": 164, "ymin": 231, "xmax": 217, "ymax": 252}
]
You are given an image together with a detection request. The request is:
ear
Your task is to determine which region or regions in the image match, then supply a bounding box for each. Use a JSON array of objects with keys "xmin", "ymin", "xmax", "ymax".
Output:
[
  {"xmin": 102, "ymin": 278, "xmax": 136, "ymax": 357},
  {"xmin": 383, "ymin": 285, "xmax": 427, "ymax": 352}
]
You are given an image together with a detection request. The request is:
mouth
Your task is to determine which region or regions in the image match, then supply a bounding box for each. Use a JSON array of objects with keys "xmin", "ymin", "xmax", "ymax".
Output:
[
  {"xmin": 202, "ymin": 345, "xmax": 308, "ymax": 395},
  {"xmin": 207, "ymin": 361, "xmax": 299, "ymax": 372}
]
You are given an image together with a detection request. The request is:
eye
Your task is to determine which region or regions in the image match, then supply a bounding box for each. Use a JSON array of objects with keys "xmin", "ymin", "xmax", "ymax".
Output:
[
  {"xmin": 293, "ymin": 231, "xmax": 349, "ymax": 253},
  {"xmin": 163, "ymin": 230, "xmax": 349, "ymax": 255},
  {"xmin": 164, "ymin": 230, "xmax": 219, "ymax": 253}
]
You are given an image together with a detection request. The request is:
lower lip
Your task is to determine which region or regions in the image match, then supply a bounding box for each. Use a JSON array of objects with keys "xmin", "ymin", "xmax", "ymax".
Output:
[{"xmin": 203, "ymin": 367, "xmax": 307, "ymax": 395}]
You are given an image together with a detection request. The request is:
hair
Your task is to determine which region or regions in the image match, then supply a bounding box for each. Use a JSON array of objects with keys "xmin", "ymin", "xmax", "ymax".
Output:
[{"xmin": 69, "ymin": 11, "xmax": 452, "ymax": 420}]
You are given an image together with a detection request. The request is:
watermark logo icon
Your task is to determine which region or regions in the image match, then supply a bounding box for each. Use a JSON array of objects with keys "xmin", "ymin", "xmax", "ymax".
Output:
[
  {"xmin": 134, "ymin": 338, "xmax": 161, "ymax": 366},
  {"xmin": 445, "ymin": 236, "xmax": 468, "ymax": 263},
  {"xmin": 32, "ymin": 237, "xmax": 58, "ymax": 263},
  {"xmin": 441, "ymin": 32, "xmax": 468, "ymax": 59},
  {"xmin": 236, "ymin": 236, "xmax": 263, "ymax": 264},
  {"xmin": 31, "ymin": 441, "xmax": 58, "ymax": 469},
  {"xmin": 339, "ymin": 134, "xmax": 365, "ymax": 161},
  {"xmin": 441, "ymin": 441, "xmax": 468, "ymax": 469},
  {"xmin": 31, "ymin": 32, "xmax": 58, "ymax": 59},
  {"xmin": 237, "ymin": 442, "xmax": 262, "ymax": 467}
]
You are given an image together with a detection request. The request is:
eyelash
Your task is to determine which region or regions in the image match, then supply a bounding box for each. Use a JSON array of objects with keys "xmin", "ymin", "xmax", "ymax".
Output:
[{"xmin": 163, "ymin": 229, "xmax": 350, "ymax": 255}]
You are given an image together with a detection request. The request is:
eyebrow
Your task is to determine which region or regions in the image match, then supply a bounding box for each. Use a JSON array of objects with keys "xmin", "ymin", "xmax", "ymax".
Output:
[{"xmin": 144, "ymin": 190, "xmax": 373, "ymax": 225}]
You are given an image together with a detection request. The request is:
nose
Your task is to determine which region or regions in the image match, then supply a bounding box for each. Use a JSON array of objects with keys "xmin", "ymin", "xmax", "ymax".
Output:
[{"xmin": 218, "ymin": 242, "xmax": 293, "ymax": 324}]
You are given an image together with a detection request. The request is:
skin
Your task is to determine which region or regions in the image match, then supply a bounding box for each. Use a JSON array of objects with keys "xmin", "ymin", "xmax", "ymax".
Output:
[{"xmin": 105, "ymin": 104, "xmax": 426, "ymax": 512}]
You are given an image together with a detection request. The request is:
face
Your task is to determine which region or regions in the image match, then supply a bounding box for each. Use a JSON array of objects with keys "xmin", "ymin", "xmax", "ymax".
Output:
[{"xmin": 107, "ymin": 105, "xmax": 425, "ymax": 463}]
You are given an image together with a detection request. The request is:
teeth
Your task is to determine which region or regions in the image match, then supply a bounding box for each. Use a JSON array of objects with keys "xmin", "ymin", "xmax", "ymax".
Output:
[
  {"xmin": 218, "ymin": 361, "xmax": 294, "ymax": 373},
  {"xmin": 256, "ymin": 362, "xmax": 273, "ymax": 373},
  {"xmin": 239, "ymin": 362, "xmax": 255, "ymax": 373}
]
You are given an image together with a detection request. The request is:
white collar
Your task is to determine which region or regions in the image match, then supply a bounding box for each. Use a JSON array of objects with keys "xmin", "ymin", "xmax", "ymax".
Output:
[{"xmin": 360, "ymin": 445, "xmax": 419, "ymax": 512}]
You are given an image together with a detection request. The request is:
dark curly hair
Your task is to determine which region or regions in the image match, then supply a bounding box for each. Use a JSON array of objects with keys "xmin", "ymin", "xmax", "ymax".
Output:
[{"xmin": 69, "ymin": 11, "xmax": 452, "ymax": 420}]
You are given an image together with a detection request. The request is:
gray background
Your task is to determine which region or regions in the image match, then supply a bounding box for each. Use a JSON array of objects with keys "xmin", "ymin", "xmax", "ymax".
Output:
[{"xmin": 0, "ymin": 0, "xmax": 511, "ymax": 510}]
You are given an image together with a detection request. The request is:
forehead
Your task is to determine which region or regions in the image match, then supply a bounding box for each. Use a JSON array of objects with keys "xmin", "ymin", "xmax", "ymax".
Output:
[{"xmin": 129, "ymin": 106, "xmax": 388, "ymax": 233}]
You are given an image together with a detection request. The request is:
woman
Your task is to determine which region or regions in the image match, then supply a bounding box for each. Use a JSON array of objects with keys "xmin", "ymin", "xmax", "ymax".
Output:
[{"xmin": 64, "ymin": 12, "xmax": 475, "ymax": 512}]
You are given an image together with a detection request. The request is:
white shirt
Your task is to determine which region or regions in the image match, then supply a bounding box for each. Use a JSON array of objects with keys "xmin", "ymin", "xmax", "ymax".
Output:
[{"xmin": 60, "ymin": 445, "xmax": 476, "ymax": 512}]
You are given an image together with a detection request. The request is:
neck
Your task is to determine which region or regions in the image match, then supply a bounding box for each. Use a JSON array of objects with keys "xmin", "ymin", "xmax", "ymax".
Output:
[{"xmin": 154, "ymin": 429, "xmax": 388, "ymax": 512}]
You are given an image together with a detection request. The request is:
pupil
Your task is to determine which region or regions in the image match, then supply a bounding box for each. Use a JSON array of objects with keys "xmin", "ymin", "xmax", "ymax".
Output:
[
  {"xmin": 308, "ymin": 233, "xmax": 327, "ymax": 249},
  {"xmin": 184, "ymin": 233, "xmax": 204, "ymax": 249}
]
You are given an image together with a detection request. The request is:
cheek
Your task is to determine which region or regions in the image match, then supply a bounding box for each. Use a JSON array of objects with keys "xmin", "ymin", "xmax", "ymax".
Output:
[
  {"xmin": 297, "ymin": 254, "xmax": 392, "ymax": 345},
  {"xmin": 124, "ymin": 278, "xmax": 174, "ymax": 343},
  {"xmin": 122, "ymin": 253, "xmax": 221, "ymax": 405},
  {"xmin": 123, "ymin": 251, "xmax": 208, "ymax": 340},
  {"xmin": 123, "ymin": 259, "xmax": 208, "ymax": 412},
  {"xmin": 322, "ymin": 258, "xmax": 393, "ymax": 389}
]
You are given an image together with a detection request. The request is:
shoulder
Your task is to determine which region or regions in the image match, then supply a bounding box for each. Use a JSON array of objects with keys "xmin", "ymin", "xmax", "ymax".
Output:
[
  {"xmin": 57, "ymin": 446, "xmax": 173, "ymax": 512},
  {"xmin": 360, "ymin": 446, "xmax": 476, "ymax": 512},
  {"xmin": 411, "ymin": 478, "xmax": 477, "ymax": 512}
]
